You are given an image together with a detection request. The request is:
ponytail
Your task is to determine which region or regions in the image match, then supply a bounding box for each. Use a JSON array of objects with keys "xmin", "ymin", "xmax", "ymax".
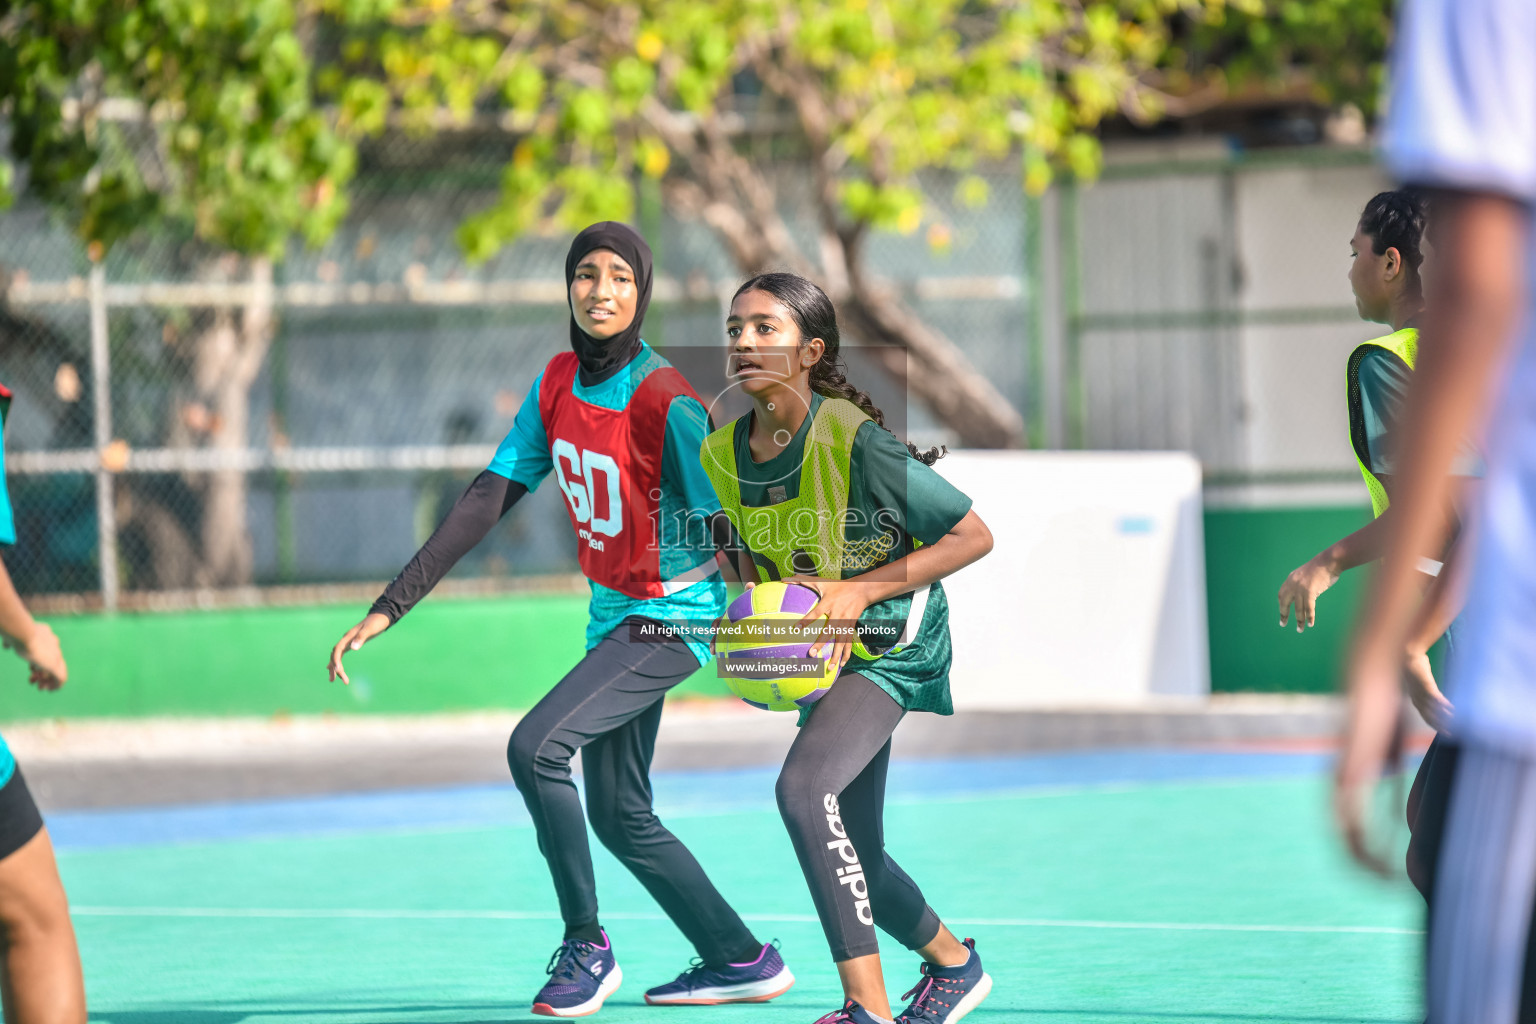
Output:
[{"xmin": 732, "ymin": 272, "xmax": 946, "ymax": 464}]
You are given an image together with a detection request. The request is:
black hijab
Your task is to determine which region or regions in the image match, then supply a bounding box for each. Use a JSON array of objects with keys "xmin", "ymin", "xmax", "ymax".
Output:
[{"xmin": 565, "ymin": 221, "xmax": 653, "ymax": 385}]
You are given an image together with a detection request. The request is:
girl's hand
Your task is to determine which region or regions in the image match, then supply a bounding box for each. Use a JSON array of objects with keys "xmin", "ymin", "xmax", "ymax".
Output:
[
  {"xmin": 786, "ymin": 576, "xmax": 871, "ymax": 673},
  {"xmin": 4, "ymin": 621, "xmax": 67, "ymax": 691},
  {"xmin": 328, "ymin": 612, "xmax": 390, "ymax": 685},
  {"xmin": 1278, "ymin": 556, "xmax": 1340, "ymax": 632},
  {"xmin": 1335, "ymin": 642, "xmax": 1404, "ymax": 876},
  {"xmin": 1403, "ymin": 647, "xmax": 1454, "ymax": 733}
]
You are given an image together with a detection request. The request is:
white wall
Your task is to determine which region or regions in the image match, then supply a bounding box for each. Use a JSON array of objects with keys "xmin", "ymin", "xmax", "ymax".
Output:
[
  {"xmin": 1071, "ymin": 145, "xmax": 1393, "ymax": 504},
  {"xmin": 1233, "ymin": 162, "xmax": 1393, "ymax": 480},
  {"xmin": 933, "ymin": 451, "xmax": 1209, "ymax": 708}
]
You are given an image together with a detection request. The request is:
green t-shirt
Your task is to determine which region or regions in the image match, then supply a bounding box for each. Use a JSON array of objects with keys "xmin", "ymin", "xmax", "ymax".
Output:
[
  {"xmin": 727, "ymin": 393, "xmax": 973, "ymax": 715},
  {"xmin": 1356, "ymin": 347, "xmax": 1483, "ymax": 479}
]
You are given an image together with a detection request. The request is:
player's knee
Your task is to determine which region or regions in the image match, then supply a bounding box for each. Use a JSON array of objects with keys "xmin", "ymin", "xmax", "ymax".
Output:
[
  {"xmin": 0, "ymin": 869, "xmax": 68, "ymax": 946},
  {"xmin": 865, "ymin": 873, "xmax": 920, "ymax": 934},
  {"xmin": 587, "ymin": 810, "xmax": 624, "ymax": 852},
  {"xmin": 775, "ymin": 762, "xmax": 826, "ymax": 835},
  {"xmin": 583, "ymin": 780, "xmax": 620, "ymax": 841},
  {"xmin": 774, "ymin": 763, "xmax": 805, "ymax": 817},
  {"xmin": 0, "ymin": 895, "xmax": 61, "ymax": 948},
  {"xmin": 589, "ymin": 806, "xmax": 653, "ymax": 855},
  {"xmin": 860, "ymin": 858, "xmax": 893, "ymax": 896},
  {"xmin": 506, "ymin": 724, "xmax": 567, "ymax": 786},
  {"xmin": 505, "ymin": 728, "xmax": 535, "ymax": 782},
  {"xmin": 587, "ymin": 782, "xmax": 662, "ymax": 854}
]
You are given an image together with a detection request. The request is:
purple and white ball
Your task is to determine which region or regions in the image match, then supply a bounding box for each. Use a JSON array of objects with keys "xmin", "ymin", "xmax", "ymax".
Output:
[{"xmin": 719, "ymin": 581, "xmax": 837, "ymax": 712}]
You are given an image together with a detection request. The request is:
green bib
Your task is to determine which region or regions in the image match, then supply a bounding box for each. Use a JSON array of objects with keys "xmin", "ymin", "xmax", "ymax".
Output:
[
  {"xmin": 1346, "ymin": 327, "xmax": 1418, "ymax": 518},
  {"xmin": 700, "ymin": 398, "xmax": 922, "ymax": 660}
]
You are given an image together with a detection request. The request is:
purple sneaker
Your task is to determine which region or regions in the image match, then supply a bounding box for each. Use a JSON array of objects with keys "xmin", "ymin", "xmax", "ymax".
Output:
[
  {"xmin": 644, "ymin": 940, "xmax": 794, "ymax": 1005},
  {"xmin": 531, "ymin": 931, "xmax": 622, "ymax": 1018},
  {"xmin": 896, "ymin": 937, "xmax": 992, "ymax": 1024}
]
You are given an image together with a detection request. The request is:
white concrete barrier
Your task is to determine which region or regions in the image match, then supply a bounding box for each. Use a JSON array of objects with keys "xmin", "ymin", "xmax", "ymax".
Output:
[{"xmin": 932, "ymin": 451, "xmax": 1209, "ymax": 708}]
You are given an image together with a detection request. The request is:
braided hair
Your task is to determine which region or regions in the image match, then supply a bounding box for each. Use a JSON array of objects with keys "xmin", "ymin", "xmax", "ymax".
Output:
[{"xmin": 732, "ymin": 272, "xmax": 946, "ymax": 465}]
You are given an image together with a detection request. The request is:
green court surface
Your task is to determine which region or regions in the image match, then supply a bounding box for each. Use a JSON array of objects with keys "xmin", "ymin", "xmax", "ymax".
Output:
[{"xmin": 55, "ymin": 751, "xmax": 1422, "ymax": 1023}]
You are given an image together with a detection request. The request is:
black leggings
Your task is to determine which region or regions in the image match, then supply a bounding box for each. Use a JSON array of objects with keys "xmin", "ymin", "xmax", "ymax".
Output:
[
  {"xmin": 1407, "ymin": 734, "xmax": 1461, "ymax": 900},
  {"xmin": 777, "ymin": 672, "xmax": 942, "ymax": 961},
  {"xmin": 507, "ymin": 617, "xmax": 757, "ymax": 965}
]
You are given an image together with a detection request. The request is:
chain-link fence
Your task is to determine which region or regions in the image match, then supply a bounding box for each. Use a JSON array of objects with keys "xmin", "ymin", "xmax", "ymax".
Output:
[
  {"xmin": 2, "ymin": 135, "xmax": 1390, "ymax": 608},
  {"xmin": 1, "ymin": 134, "xmax": 1040, "ymax": 608}
]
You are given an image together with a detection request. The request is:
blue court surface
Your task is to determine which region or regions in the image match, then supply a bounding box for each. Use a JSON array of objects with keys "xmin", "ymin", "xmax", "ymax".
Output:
[{"xmin": 54, "ymin": 748, "xmax": 1425, "ymax": 1023}]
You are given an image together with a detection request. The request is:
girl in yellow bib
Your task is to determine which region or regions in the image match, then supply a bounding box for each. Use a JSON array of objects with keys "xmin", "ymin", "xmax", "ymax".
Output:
[
  {"xmin": 700, "ymin": 273, "xmax": 995, "ymax": 1024},
  {"xmin": 1277, "ymin": 191, "xmax": 1454, "ymax": 725},
  {"xmin": 1276, "ymin": 191, "xmax": 1478, "ymax": 893}
]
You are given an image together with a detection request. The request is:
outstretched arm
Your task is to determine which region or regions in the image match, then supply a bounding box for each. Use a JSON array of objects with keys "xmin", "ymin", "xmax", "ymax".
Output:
[
  {"xmin": 371, "ymin": 471, "xmax": 528, "ymax": 623},
  {"xmin": 327, "ymin": 470, "xmax": 526, "ymax": 683}
]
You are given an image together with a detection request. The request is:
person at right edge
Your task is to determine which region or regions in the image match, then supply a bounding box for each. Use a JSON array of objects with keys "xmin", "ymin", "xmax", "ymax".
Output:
[
  {"xmin": 1338, "ymin": 1, "xmax": 1536, "ymax": 1022},
  {"xmin": 1276, "ymin": 189, "xmax": 1478, "ymax": 902},
  {"xmin": 0, "ymin": 380, "xmax": 87, "ymax": 1024}
]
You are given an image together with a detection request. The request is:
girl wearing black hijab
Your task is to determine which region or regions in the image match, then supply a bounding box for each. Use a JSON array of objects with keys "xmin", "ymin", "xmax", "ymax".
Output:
[{"xmin": 329, "ymin": 222, "xmax": 794, "ymax": 1017}]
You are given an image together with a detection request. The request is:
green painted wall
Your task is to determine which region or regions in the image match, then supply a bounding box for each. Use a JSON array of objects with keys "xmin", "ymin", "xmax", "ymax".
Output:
[
  {"xmin": 0, "ymin": 505, "xmax": 1403, "ymax": 719},
  {"xmin": 0, "ymin": 594, "xmax": 726, "ymax": 720},
  {"xmin": 1203, "ymin": 506, "xmax": 1374, "ymax": 694}
]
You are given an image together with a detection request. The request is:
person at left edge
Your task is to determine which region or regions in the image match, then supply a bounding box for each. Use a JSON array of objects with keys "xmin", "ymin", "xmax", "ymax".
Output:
[
  {"xmin": 0, "ymin": 381, "xmax": 88, "ymax": 1024},
  {"xmin": 327, "ymin": 222, "xmax": 793, "ymax": 1018}
]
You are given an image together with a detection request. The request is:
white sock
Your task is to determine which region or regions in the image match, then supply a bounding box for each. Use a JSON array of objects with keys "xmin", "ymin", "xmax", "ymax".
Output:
[{"xmin": 866, "ymin": 1013, "xmax": 895, "ymax": 1024}]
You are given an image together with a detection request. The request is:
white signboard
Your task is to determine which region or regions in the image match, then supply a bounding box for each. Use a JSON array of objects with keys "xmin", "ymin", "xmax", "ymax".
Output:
[{"xmin": 931, "ymin": 451, "xmax": 1210, "ymax": 708}]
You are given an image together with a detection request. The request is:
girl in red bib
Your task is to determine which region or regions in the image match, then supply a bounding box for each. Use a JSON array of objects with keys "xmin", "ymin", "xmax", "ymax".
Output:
[{"xmin": 329, "ymin": 223, "xmax": 793, "ymax": 1017}]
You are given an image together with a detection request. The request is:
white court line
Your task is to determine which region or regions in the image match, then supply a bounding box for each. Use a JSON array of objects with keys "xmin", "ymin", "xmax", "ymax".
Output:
[{"xmin": 68, "ymin": 906, "xmax": 1419, "ymax": 935}]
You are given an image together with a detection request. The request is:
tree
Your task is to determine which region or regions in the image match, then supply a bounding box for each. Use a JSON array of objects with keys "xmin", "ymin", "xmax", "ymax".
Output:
[
  {"xmin": 318, "ymin": 0, "xmax": 1398, "ymax": 447},
  {"xmin": 1161, "ymin": 0, "xmax": 1394, "ymax": 118},
  {"xmin": 318, "ymin": 0, "xmax": 1236, "ymax": 446},
  {"xmin": 0, "ymin": 0, "xmax": 1398, "ymax": 585},
  {"xmin": 0, "ymin": 0, "xmax": 352, "ymax": 587}
]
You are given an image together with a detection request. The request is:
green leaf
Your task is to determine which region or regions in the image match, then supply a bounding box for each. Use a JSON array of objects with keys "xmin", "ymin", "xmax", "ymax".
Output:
[
  {"xmin": 563, "ymin": 88, "xmax": 612, "ymax": 138},
  {"xmin": 503, "ymin": 61, "xmax": 546, "ymax": 113},
  {"xmin": 0, "ymin": 0, "xmax": 1391, "ymax": 266}
]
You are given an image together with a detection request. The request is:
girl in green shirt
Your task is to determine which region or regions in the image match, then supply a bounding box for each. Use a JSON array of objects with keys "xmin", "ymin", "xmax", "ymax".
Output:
[{"xmin": 702, "ymin": 273, "xmax": 995, "ymax": 1024}]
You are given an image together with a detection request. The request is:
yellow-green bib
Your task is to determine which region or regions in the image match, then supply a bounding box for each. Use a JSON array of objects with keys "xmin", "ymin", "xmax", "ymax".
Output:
[
  {"xmin": 700, "ymin": 398, "xmax": 917, "ymax": 660},
  {"xmin": 1347, "ymin": 327, "xmax": 1418, "ymax": 518}
]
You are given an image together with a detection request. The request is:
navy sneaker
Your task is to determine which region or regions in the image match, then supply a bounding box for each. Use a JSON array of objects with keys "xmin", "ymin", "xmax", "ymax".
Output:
[
  {"xmin": 896, "ymin": 938, "xmax": 992, "ymax": 1024},
  {"xmin": 644, "ymin": 940, "xmax": 795, "ymax": 1005},
  {"xmin": 530, "ymin": 931, "xmax": 622, "ymax": 1018},
  {"xmin": 813, "ymin": 999, "xmax": 894, "ymax": 1023}
]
